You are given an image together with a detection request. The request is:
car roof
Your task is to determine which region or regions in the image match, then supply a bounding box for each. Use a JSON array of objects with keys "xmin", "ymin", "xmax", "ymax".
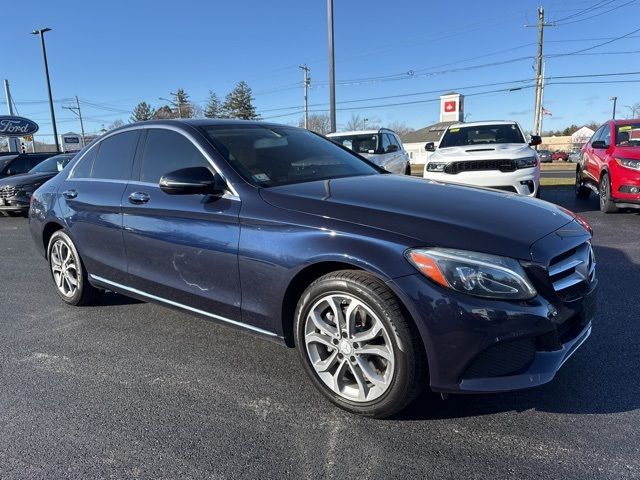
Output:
[
  {"xmin": 327, "ymin": 128, "xmax": 397, "ymax": 137},
  {"xmin": 123, "ymin": 118, "xmax": 290, "ymax": 131},
  {"xmin": 447, "ymin": 120, "xmax": 519, "ymax": 129}
]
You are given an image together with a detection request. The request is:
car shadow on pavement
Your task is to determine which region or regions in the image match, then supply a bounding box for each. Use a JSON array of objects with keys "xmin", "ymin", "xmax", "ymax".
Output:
[
  {"xmin": 98, "ymin": 291, "xmax": 144, "ymax": 306},
  {"xmin": 541, "ymin": 188, "xmax": 640, "ymax": 215},
  {"xmin": 395, "ymin": 243, "xmax": 640, "ymax": 421}
]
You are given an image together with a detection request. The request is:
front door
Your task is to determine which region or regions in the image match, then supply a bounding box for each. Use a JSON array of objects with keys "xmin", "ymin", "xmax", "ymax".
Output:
[{"xmin": 122, "ymin": 128, "xmax": 242, "ymax": 321}]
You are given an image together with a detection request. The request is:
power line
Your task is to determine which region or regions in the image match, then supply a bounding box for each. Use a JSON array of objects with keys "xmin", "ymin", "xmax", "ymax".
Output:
[
  {"xmin": 552, "ymin": 0, "xmax": 617, "ymax": 22},
  {"xmin": 554, "ymin": 0, "xmax": 636, "ymax": 25}
]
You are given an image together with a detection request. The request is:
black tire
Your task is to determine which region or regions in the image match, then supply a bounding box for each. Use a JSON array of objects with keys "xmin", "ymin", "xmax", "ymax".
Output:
[
  {"xmin": 47, "ymin": 230, "xmax": 104, "ymax": 306},
  {"xmin": 294, "ymin": 270, "xmax": 427, "ymax": 418},
  {"xmin": 575, "ymin": 168, "xmax": 590, "ymax": 199},
  {"xmin": 598, "ymin": 172, "xmax": 618, "ymax": 213}
]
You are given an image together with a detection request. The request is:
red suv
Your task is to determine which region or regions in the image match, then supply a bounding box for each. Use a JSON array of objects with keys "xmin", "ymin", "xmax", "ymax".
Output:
[
  {"xmin": 552, "ymin": 151, "xmax": 568, "ymax": 161},
  {"xmin": 576, "ymin": 120, "xmax": 640, "ymax": 213}
]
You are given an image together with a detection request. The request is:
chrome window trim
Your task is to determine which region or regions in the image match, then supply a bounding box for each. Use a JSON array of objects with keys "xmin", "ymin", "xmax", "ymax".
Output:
[
  {"xmin": 67, "ymin": 124, "xmax": 240, "ymax": 198},
  {"xmin": 89, "ymin": 274, "xmax": 276, "ymax": 337}
]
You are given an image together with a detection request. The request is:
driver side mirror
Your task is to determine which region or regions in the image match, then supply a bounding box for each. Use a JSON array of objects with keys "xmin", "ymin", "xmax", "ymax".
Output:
[
  {"xmin": 385, "ymin": 144, "xmax": 399, "ymax": 153},
  {"xmin": 425, "ymin": 142, "xmax": 435, "ymax": 152},
  {"xmin": 159, "ymin": 166, "xmax": 227, "ymax": 196},
  {"xmin": 591, "ymin": 140, "xmax": 607, "ymax": 149},
  {"xmin": 529, "ymin": 135, "xmax": 542, "ymax": 146}
]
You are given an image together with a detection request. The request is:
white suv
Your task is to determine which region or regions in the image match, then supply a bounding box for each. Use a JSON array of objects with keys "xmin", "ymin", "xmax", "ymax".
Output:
[
  {"xmin": 327, "ymin": 128, "xmax": 411, "ymax": 175},
  {"xmin": 423, "ymin": 121, "xmax": 542, "ymax": 196}
]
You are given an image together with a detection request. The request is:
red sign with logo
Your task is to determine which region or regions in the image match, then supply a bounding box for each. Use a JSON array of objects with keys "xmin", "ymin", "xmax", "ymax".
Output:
[{"xmin": 444, "ymin": 101, "xmax": 456, "ymax": 113}]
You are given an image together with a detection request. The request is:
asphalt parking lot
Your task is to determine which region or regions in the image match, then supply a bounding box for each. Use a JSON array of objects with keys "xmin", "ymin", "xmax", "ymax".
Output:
[{"xmin": 1, "ymin": 189, "xmax": 638, "ymax": 479}]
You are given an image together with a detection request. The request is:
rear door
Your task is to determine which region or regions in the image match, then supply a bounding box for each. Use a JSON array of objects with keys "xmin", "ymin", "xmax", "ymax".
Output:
[
  {"xmin": 58, "ymin": 130, "xmax": 139, "ymax": 283},
  {"xmin": 122, "ymin": 127, "xmax": 242, "ymax": 322}
]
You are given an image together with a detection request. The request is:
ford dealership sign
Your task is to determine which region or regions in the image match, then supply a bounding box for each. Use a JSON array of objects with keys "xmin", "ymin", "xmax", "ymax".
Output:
[{"xmin": 0, "ymin": 116, "xmax": 39, "ymax": 137}]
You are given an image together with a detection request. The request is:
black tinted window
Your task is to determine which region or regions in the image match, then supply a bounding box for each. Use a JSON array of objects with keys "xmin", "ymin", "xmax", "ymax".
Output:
[
  {"xmin": 71, "ymin": 146, "xmax": 98, "ymax": 178},
  {"xmin": 8, "ymin": 156, "xmax": 30, "ymax": 174},
  {"xmin": 140, "ymin": 129, "xmax": 209, "ymax": 183},
  {"xmin": 90, "ymin": 131, "xmax": 138, "ymax": 180}
]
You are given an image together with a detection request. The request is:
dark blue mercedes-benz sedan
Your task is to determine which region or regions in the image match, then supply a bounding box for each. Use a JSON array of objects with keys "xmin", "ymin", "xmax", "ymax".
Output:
[{"xmin": 29, "ymin": 119, "xmax": 597, "ymax": 418}]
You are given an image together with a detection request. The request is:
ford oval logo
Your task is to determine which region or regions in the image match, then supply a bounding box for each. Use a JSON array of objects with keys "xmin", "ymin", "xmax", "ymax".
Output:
[{"xmin": 0, "ymin": 116, "xmax": 40, "ymax": 137}]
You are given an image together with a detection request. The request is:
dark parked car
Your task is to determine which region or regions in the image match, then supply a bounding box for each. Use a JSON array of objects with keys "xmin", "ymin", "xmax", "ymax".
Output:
[
  {"xmin": 29, "ymin": 120, "xmax": 597, "ymax": 418},
  {"xmin": 538, "ymin": 149, "xmax": 552, "ymax": 162},
  {"xmin": 0, "ymin": 152, "xmax": 59, "ymax": 179},
  {"xmin": 0, "ymin": 153, "xmax": 75, "ymax": 216}
]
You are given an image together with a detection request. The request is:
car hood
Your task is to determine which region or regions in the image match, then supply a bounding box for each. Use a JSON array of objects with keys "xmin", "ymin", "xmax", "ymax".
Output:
[
  {"xmin": 432, "ymin": 143, "xmax": 535, "ymax": 161},
  {"xmin": 0, "ymin": 171, "xmax": 57, "ymax": 187},
  {"xmin": 259, "ymin": 174, "xmax": 575, "ymax": 260},
  {"xmin": 613, "ymin": 146, "xmax": 640, "ymax": 159}
]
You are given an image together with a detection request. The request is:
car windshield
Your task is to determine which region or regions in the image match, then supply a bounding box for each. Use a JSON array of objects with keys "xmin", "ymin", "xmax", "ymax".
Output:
[
  {"xmin": 440, "ymin": 124, "xmax": 526, "ymax": 148},
  {"xmin": 29, "ymin": 154, "xmax": 74, "ymax": 173},
  {"xmin": 0, "ymin": 155, "xmax": 18, "ymax": 170},
  {"xmin": 615, "ymin": 124, "xmax": 640, "ymax": 147},
  {"xmin": 328, "ymin": 134, "xmax": 379, "ymax": 154},
  {"xmin": 201, "ymin": 125, "xmax": 380, "ymax": 187}
]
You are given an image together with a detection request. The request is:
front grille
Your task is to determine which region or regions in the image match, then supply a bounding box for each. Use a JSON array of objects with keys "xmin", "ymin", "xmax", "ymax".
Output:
[
  {"xmin": 462, "ymin": 338, "xmax": 536, "ymax": 379},
  {"xmin": 0, "ymin": 186, "xmax": 17, "ymax": 199},
  {"xmin": 444, "ymin": 159, "xmax": 517, "ymax": 175},
  {"xmin": 548, "ymin": 242, "xmax": 595, "ymax": 298}
]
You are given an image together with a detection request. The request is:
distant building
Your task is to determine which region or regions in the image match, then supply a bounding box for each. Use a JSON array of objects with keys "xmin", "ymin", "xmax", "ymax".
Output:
[{"xmin": 571, "ymin": 126, "xmax": 595, "ymax": 145}]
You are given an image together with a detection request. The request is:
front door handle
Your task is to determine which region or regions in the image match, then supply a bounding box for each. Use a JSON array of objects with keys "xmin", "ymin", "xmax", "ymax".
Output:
[
  {"xmin": 62, "ymin": 189, "xmax": 77, "ymax": 199},
  {"xmin": 128, "ymin": 191, "xmax": 150, "ymax": 204}
]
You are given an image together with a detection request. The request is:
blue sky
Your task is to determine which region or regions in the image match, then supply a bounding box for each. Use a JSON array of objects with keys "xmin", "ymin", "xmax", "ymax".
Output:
[{"xmin": 2, "ymin": 0, "xmax": 639, "ymax": 142}]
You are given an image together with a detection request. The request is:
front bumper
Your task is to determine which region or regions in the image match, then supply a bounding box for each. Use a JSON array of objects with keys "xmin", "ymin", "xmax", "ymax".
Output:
[
  {"xmin": 611, "ymin": 164, "xmax": 640, "ymax": 208},
  {"xmin": 0, "ymin": 195, "xmax": 29, "ymax": 213},
  {"xmin": 387, "ymin": 271, "xmax": 596, "ymax": 394},
  {"xmin": 423, "ymin": 166, "xmax": 540, "ymax": 196}
]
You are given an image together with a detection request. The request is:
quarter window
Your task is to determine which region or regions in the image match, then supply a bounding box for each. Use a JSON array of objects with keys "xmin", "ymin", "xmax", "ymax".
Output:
[
  {"xmin": 381, "ymin": 134, "xmax": 392, "ymax": 152},
  {"xmin": 90, "ymin": 131, "xmax": 139, "ymax": 180},
  {"xmin": 71, "ymin": 145, "xmax": 99, "ymax": 178},
  {"xmin": 140, "ymin": 129, "xmax": 209, "ymax": 184}
]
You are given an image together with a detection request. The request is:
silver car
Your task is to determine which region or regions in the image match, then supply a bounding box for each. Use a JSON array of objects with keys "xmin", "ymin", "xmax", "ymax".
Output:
[{"xmin": 327, "ymin": 128, "xmax": 411, "ymax": 174}]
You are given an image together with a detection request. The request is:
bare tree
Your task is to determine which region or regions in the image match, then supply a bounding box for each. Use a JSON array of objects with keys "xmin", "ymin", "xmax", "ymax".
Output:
[
  {"xmin": 298, "ymin": 113, "xmax": 331, "ymax": 135},
  {"xmin": 344, "ymin": 113, "xmax": 363, "ymax": 131},
  {"xmin": 107, "ymin": 119, "xmax": 125, "ymax": 130},
  {"xmin": 387, "ymin": 121, "xmax": 414, "ymax": 137},
  {"xmin": 625, "ymin": 103, "xmax": 640, "ymax": 119}
]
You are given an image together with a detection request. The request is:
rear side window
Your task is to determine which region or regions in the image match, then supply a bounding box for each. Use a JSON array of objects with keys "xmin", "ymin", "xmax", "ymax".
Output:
[
  {"xmin": 139, "ymin": 129, "xmax": 209, "ymax": 184},
  {"xmin": 90, "ymin": 131, "xmax": 139, "ymax": 180}
]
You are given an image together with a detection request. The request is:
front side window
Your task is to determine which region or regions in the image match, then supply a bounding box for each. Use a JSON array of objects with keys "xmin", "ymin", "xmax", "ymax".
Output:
[
  {"xmin": 201, "ymin": 125, "xmax": 379, "ymax": 187},
  {"xmin": 140, "ymin": 129, "xmax": 209, "ymax": 184},
  {"xmin": 439, "ymin": 124, "xmax": 525, "ymax": 148},
  {"xmin": 381, "ymin": 134, "xmax": 392, "ymax": 152},
  {"xmin": 329, "ymin": 134, "xmax": 379, "ymax": 154},
  {"xmin": 591, "ymin": 125, "xmax": 606, "ymax": 144},
  {"xmin": 90, "ymin": 131, "xmax": 139, "ymax": 180}
]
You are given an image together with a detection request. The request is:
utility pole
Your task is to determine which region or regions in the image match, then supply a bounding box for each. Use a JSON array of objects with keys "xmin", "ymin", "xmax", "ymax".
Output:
[
  {"xmin": 528, "ymin": 7, "xmax": 554, "ymax": 135},
  {"xmin": 327, "ymin": 0, "xmax": 336, "ymax": 133},
  {"xmin": 537, "ymin": 61, "xmax": 546, "ymax": 135},
  {"xmin": 32, "ymin": 28, "xmax": 60, "ymax": 152},
  {"xmin": 63, "ymin": 96, "xmax": 86, "ymax": 147},
  {"xmin": 610, "ymin": 96, "xmax": 617, "ymax": 119},
  {"xmin": 299, "ymin": 64, "xmax": 311, "ymax": 129},
  {"xmin": 3, "ymin": 79, "xmax": 20, "ymax": 152}
]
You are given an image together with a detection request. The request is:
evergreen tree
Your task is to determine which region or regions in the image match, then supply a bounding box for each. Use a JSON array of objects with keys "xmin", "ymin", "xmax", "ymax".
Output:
[
  {"xmin": 221, "ymin": 81, "xmax": 259, "ymax": 120},
  {"xmin": 130, "ymin": 101, "xmax": 155, "ymax": 122},
  {"xmin": 204, "ymin": 91, "xmax": 221, "ymax": 118},
  {"xmin": 172, "ymin": 88, "xmax": 194, "ymax": 118}
]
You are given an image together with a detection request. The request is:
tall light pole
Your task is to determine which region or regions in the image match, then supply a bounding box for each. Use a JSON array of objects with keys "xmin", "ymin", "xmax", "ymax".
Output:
[
  {"xmin": 327, "ymin": 0, "xmax": 336, "ymax": 133},
  {"xmin": 299, "ymin": 64, "xmax": 311, "ymax": 129},
  {"xmin": 610, "ymin": 96, "xmax": 617, "ymax": 119},
  {"xmin": 31, "ymin": 27, "xmax": 60, "ymax": 152}
]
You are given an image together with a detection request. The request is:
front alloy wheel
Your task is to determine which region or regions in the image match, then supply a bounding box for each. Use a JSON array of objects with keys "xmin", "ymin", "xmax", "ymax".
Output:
[
  {"xmin": 295, "ymin": 270, "xmax": 426, "ymax": 418},
  {"xmin": 304, "ymin": 293, "xmax": 395, "ymax": 402},
  {"xmin": 599, "ymin": 173, "xmax": 618, "ymax": 213}
]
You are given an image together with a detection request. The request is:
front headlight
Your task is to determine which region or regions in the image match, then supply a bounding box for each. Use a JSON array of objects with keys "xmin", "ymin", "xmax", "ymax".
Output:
[
  {"xmin": 405, "ymin": 248, "xmax": 537, "ymax": 300},
  {"xmin": 615, "ymin": 157, "xmax": 640, "ymax": 171},
  {"xmin": 426, "ymin": 162, "xmax": 446, "ymax": 172},
  {"xmin": 516, "ymin": 156, "xmax": 538, "ymax": 169}
]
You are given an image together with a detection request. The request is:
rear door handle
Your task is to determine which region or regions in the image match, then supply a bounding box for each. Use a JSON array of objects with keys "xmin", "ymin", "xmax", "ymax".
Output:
[
  {"xmin": 62, "ymin": 189, "xmax": 77, "ymax": 199},
  {"xmin": 128, "ymin": 191, "xmax": 150, "ymax": 204}
]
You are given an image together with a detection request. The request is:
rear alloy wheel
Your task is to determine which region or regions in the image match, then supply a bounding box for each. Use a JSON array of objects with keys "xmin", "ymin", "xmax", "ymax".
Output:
[
  {"xmin": 598, "ymin": 173, "xmax": 618, "ymax": 213},
  {"xmin": 575, "ymin": 168, "xmax": 590, "ymax": 199},
  {"xmin": 48, "ymin": 230, "xmax": 103, "ymax": 305},
  {"xmin": 295, "ymin": 270, "xmax": 426, "ymax": 418}
]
